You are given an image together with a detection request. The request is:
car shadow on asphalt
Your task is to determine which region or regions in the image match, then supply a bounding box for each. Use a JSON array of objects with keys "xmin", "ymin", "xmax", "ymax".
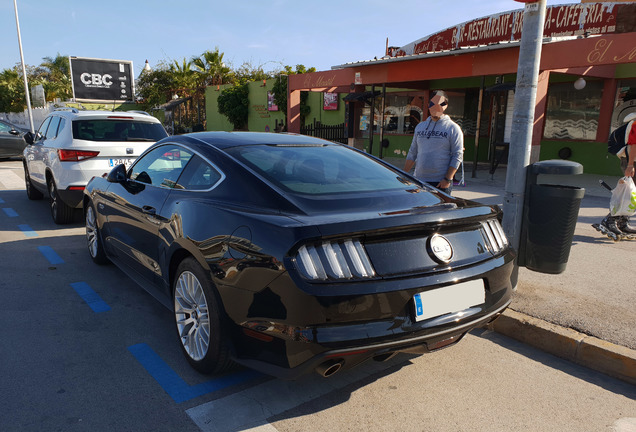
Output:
[
  {"xmin": 0, "ymin": 189, "xmax": 84, "ymax": 233},
  {"xmin": 472, "ymin": 328, "xmax": 636, "ymax": 398}
]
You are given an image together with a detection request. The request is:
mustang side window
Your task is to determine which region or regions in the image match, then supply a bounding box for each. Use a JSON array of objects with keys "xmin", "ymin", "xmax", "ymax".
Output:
[
  {"xmin": 130, "ymin": 145, "xmax": 193, "ymax": 188},
  {"xmin": 176, "ymin": 155, "xmax": 222, "ymax": 191}
]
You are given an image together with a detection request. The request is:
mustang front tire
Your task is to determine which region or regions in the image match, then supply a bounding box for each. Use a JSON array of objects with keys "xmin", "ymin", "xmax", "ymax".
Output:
[{"xmin": 173, "ymin": 257, "xmax": 234, "ymax": 374}]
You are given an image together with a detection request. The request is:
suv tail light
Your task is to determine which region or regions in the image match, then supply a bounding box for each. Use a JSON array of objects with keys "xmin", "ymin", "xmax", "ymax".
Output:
[{"xmin": 58, "ymin": 149, "xmax": 100, "ymax": 162}]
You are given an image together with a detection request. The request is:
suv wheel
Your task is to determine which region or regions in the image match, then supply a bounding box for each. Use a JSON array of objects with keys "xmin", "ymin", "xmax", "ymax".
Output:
[
  {"xmin": 24, "ymin": 163, "xmax": 43, "ymax": 200},
  {"xmin": 48, "ymin": 177, "xmax": 74, "ymax": 224}
]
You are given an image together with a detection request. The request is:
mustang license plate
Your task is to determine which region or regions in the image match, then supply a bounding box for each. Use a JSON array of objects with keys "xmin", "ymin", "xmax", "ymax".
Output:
[{"xmin": 413, "ymin": 279, "xmax": 486, "ymax": 321}]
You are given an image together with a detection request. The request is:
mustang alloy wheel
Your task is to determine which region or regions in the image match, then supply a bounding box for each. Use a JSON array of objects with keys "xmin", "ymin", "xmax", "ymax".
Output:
[
  {"xmin": 85, "ymin": 203, "xmax": 108, "ymax": 264},
  {"xmin": 175, "ymin": 270, "xmax": 211, "ymax": 361},
  {"xmin": 173, "ymin": 258, "xmax": 233, "ymax": 373}
]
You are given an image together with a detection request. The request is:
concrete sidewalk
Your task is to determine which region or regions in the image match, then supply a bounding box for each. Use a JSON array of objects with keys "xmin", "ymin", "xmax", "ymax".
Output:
[{"xmin": 453, "ymin": 164, "xmax": 636, "ymax": 385}]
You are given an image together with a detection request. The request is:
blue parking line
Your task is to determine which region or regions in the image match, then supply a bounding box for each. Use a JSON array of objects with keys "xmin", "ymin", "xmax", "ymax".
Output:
[
  {"xmin": 127, "ymin": 343, "xmax": 262, "ymax": 403},
  {"xmin": 70, "ymin": 282, "xmax": 111, "ymax": 313},
  {"xmin": 18, "ymin": 224, "xmax": 38, "ymax": 237},
  {"xmin": 2, "ymin": 208, "xmax": 18, "ymax": 217},
  {"xmin": 37, "ymin": 246, "xmax": 64, "ymax": 265}
]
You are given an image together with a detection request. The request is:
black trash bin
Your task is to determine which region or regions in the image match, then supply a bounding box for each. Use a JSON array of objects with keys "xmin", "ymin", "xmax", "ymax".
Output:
[{"xmin": 519, "ymin": 160, "xmax": 585, "ymax": 274}]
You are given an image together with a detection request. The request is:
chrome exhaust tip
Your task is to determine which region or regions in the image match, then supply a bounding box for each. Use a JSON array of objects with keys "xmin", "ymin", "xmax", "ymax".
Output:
[{"xmin": 315, "ymin": 359, "xmax": 344, "ymax": 377}]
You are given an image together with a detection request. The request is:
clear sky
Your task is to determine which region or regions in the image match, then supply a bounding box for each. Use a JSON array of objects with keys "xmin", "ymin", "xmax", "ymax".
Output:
[{"xmin": 2, "ymin": 0, "xmax": 578, "ymax": 76}]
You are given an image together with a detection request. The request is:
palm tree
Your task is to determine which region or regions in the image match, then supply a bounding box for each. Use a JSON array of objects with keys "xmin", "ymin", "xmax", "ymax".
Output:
[
  {"xmin": 38, "ymin": 54, "xmax": 72, "ymax": 101},
  {"xmin": 191, "ymin": 48, "xmax": 231, "ymax": 88},
  {"xmin": 169, "ymin": 58, "xmax": 196, "ymax": 97}
]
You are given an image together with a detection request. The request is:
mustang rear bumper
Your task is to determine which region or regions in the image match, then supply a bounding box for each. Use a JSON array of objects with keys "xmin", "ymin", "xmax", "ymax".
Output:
[{"xmin": 233, "ymin": 298, "xmax": 511, "ymax": 380}]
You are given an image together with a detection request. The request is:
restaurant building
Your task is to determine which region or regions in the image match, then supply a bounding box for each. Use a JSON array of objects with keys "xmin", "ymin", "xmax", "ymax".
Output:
[{"xmin": 286, "ymin": 1, "xmax": 636, "ymax": 176}]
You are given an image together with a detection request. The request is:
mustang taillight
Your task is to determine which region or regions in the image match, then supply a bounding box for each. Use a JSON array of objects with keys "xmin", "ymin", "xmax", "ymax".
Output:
[
  {"xmin": 481, "ymin": 219, "xmax": 508, "ymax": 254},
  {"xmin": 295, "ymin": 239, "xmax": 375, "ymax": 281},
  {"xmin": 58, "ymin": 149, "xmax": 100, "ymax": 161}
]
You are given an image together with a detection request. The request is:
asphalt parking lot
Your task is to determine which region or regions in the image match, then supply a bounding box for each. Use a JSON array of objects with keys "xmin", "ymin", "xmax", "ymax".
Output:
[{"xmin": 1, "ymin": 159, "xmax": 635, "ymax": 432}]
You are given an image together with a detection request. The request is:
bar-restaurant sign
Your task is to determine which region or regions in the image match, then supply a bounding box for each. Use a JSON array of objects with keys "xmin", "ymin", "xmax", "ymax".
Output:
[{"xmin": 391, "ymin": 2, "xmax": 629, "ymax": 57}]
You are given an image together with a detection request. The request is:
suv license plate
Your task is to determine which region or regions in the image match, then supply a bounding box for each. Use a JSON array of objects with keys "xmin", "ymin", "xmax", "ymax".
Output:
[
  {"xmin": 109, "ymin": 158, "xmax": 134, "ymax": 168},
  {"xmin": 413, "ymin": 279, "xmax": 485, "ymax": 322}
]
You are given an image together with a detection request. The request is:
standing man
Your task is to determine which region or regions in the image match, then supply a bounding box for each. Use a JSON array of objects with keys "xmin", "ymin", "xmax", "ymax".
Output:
[{"xmin": 404, "ymin": 90, "xmax": 463, "ymax": 194}]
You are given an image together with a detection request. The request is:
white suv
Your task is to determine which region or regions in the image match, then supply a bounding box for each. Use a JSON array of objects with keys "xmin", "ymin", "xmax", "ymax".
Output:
[{"xmin": 23, "ymin": 108, "xmax": 168, "ymax": 224}]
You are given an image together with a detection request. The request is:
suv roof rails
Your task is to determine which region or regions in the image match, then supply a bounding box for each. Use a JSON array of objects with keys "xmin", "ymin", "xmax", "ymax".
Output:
[
  {"xmin": 128, "ymin": 110, "xmax": 152, "ymax": 116},
  {"xmin": 54, "ymin": 107, "xmax": 79, "ymax": 113}
]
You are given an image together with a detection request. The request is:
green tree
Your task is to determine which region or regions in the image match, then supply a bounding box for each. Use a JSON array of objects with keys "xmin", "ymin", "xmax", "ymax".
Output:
[
  {"xmin": 136, "ymin": 64, "xmax": 178, "ymax": 109},
  {"xmin": 232, "ymin": 61, "xmax": 271, "ymax": 85},
  {"xmin": 37, "ymin": 54, "xmax": 72, "ymax": 101},
  {"xmin": 217, "ymin": 84, "xmax": 249, "ymax": 130},
  {"xmin": 192, "ymin": 48, "xmax": 231, "ymax": 88},
  {"xmin": 0, "ymin": 67, "xmax": 25, "ymax": 112},
  {"xmin": 271, "ymin": 64, "xmax": 316, "ymax": 129},
  {"xmin": 169, "ymin": 58, "xmax": 196, "ymax": 97}
]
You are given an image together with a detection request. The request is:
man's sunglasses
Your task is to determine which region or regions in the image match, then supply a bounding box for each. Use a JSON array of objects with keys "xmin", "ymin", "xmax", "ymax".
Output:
[{"xmin": 429, "ymin": 100, "xmax": 448, "ymax": 108}]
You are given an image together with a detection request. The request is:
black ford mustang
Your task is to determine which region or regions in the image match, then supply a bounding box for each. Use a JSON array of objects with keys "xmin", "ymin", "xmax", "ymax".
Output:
[{"xmin": 83, "ymin": 132, "xmax": 515, "ymax": 379}]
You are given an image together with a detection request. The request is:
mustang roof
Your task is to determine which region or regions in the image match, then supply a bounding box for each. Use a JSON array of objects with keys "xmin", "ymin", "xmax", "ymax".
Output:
[{"xmin": 185, "ymin": 131, "xmax": 334, "ymax": 149}]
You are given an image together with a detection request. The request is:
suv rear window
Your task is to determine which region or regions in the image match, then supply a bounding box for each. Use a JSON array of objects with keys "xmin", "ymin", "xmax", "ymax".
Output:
[{"xmin": 72, "ymin": 119, "xmax": 167, "ymax": 142}]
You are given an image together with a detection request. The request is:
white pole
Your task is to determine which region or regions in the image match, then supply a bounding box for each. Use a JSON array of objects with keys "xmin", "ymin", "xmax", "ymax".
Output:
[
  {"xmin": 502, "ymin": 0, "xmax": 547, "ymax": 252},
  {"xmin": 13, "ymin": 0, "xmax": 35, "ymax": 134}
]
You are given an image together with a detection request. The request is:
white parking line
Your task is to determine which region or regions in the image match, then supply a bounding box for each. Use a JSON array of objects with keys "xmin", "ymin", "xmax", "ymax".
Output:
[
  {"xmin": 186, "ymin": 356, "xmax": 408, "ymax": 432},
  {"xmin": 0, "ymin": 170, "xmax": 25, "ymax": 190}
]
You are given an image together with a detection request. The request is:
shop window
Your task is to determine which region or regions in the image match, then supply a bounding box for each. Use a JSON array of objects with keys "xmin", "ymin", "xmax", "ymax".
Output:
[
  {"xmin": 356, "ymin": 89, "xmax": 481, "ymax": 138},
  {"xmin": 379, "ymin": 93, "xmax": 426, "ymax": 136},
  {"xmin": 610, "ymin": 79, "xmax": 636, "ymax": 131},
  {"xmin": 443, "ymin": 90, "xmax": 468, "ymax": 134},
  {"xmin": 544, "ymin": 81, "xmax": 602, "ymax": 140}
]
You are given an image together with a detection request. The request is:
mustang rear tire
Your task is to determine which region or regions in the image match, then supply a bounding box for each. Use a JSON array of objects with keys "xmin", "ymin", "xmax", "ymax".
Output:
[
  {"xmin": 48, "ymin": 177, "xmax": 74, "ymax": 224},
  {"xmin": 85, "ymin": 202, "xmax": 109, "ymax": 265},
  {"xmin": 173, "ymin": 257, "xmax": 234, "ymax": 374}
]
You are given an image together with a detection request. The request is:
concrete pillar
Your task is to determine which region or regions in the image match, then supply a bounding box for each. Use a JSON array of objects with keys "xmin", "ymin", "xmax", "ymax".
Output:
[{"xmin": 288, "ymin": 90, "xmax": 301, "ymax": 133}]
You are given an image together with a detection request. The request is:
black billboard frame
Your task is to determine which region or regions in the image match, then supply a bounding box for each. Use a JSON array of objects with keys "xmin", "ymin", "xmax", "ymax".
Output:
[{"xmin": 69, "ymin": 56, "xmax": 135, "ymax": 103}]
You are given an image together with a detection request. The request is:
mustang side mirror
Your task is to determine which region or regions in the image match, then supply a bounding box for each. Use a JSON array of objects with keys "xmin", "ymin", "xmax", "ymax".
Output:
[{"xmin": 106, "ymin": 164, "xmax": 127, "ymax": 183}]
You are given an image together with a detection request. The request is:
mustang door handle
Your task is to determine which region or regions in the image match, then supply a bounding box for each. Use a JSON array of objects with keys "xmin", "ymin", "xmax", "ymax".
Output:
[{"xmin": 142, "ymin": 206, "xmax": 156, "ymax": 215}]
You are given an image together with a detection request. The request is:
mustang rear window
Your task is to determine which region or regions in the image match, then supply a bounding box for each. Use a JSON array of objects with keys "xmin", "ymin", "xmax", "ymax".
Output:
[
  {"xmin": 72, "ymin": 120, "xmax": 167, "ymax": 142},
  {"xmin": 226, "ymin": 144, "xmax": 419, "ymax": 195}
]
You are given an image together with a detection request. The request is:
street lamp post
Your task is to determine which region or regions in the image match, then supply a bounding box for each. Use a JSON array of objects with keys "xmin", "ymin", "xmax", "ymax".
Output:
[
  {"xmin": 13, "ymin": 0, "xmax": 35, "ymax": 133},
  {"xmin": 503, "ymin": 0, "xmax": 547, "ymax": 252}
]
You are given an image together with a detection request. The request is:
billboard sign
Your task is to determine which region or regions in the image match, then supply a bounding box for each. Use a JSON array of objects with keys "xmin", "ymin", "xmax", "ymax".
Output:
[{"xmin": 69, "ymin": 57, "xmax": 134, "ymax": 102}]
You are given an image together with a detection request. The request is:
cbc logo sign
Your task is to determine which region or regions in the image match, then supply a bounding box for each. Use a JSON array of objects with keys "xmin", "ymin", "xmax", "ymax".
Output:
[{"xmin": 80, "ymin": 73, "xmax": 113, "ymax": 87}]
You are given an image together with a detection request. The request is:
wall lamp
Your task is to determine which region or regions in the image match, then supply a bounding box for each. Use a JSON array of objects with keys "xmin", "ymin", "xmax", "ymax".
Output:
[{"xmin": 574, "ymin": 77, "xmax": 586, "ymax": 90}]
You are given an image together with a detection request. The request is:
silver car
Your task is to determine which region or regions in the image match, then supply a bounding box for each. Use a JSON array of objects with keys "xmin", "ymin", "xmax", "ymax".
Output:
[{"xmin": 23, "ymin": 108, "xmax": 168, "ymax": 224}]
